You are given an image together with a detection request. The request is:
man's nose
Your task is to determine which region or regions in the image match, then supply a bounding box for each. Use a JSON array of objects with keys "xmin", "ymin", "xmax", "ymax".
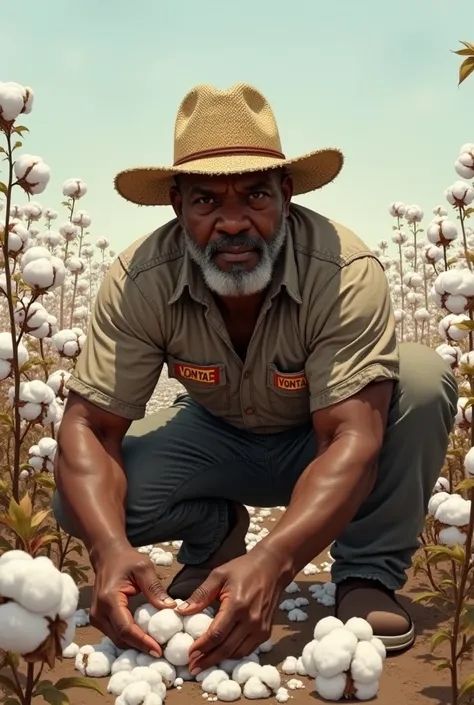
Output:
[{"xmin": 216, "ymin": 207, "xmax": 251, "ymax": 236}]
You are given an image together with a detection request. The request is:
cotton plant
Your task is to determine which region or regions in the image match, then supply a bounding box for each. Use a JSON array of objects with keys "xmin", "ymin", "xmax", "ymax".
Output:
[{"xmin": 0, "ymin": 548, "xmax": 102, "ymax": 704}]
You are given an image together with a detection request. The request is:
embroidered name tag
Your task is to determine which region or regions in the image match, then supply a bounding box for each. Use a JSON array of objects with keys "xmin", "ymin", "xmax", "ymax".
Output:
[
  {"xmin": 273, "ymin": 371, "xmax": 307, "ymax": 390},
  {"xmin": 173, "ymin": 362, "xmax": 221, "ymax": 385}
]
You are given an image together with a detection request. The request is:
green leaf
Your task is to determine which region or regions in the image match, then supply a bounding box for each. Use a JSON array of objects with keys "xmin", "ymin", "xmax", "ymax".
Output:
[
  {"xmin": 412, "ymin": 590, "xmax": 441, "ymax": 604},
  {"xmin": 0, "ymin": 673, "xmax": 21, "ymax": 696},
  {"xmin": 434, "ymin": 659, "xmax": 452, "ymax": 671},
  {"xmin": 431, "ymin": 630, "xmax": 452, "ymax": 649},
  {"xmin": 0, "ymin": 147, "xmax": 5, "ymax": 154},
  {"xmin": 12, "ymin": 125, "xmax": 29, "ymax": 136},
  {"xmin": 12, "ymin": 141, "xmax": 22, "ymax": 150},
  {"xmin": 459, "ymin": 56, "xmax": 474, "ymax": 85},
  {"xmin": 4, "ymin": 699, "xmax": 22, "ymax": 705},
  {"xmin": 455, "ymin": 478, "xmax": 474, "ymax": 492},
  {"xmin": 459, "ymin": 674, "xmax": 474, "ymax": 698},
  {"xmin": 454, "ymin": 320, "xmax": 474, "ymax": 331},
  {"xmin": 55, "ymin": 677, "xmax": 104, "ymax": 695},
  {"xmin": 0, "ymin": 182, "xmax": 8, "ymax": 196},
  {"xmin": 34, "ymin": 684, "xmax": 69, "ymax": 705}
]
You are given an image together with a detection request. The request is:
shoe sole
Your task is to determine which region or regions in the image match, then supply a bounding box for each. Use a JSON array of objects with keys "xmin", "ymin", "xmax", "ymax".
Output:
[{"xmin": 376, "ymin": 622, "xmax": 416, "ymax": 652}]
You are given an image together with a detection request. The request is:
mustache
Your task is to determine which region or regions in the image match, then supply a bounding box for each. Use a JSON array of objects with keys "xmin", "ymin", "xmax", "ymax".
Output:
[{"xmin": 206, "ymin": 235, "xmax": 265, "ymax": 256}]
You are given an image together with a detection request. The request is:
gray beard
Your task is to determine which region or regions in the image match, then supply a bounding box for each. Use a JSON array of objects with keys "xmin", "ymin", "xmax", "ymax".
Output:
[{"xmin": 184, "ymin": 217, "xmax": 287, "ymax": 297}]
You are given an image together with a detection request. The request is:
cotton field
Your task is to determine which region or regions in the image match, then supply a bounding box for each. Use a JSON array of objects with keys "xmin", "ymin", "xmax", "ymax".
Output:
[{"xmin": 0, "ymin": 81, "xmax": 473, "ymax": 705}]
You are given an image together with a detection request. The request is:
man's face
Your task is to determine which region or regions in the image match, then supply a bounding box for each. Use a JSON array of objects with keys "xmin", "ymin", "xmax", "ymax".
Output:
[{"xmin": 170, "ymin": 170, "xmax": 293, "ymax": 297}]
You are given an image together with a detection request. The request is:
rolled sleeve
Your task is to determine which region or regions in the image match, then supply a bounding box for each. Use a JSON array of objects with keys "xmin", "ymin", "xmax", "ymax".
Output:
[
  {"xmin": 305, "ymin": 256, "xmax": 399, "ymax": 413},
  {"xmin": 66, "ymin": 258, "xmax": 164, "ymax": 419}
]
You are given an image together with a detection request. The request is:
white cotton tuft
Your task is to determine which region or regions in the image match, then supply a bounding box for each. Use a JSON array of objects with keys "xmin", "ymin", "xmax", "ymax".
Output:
[
  {"xmin": 281, "ymin": 656, "xmax": 298, "ymax": 674},
  {"xmin": 288, "ymin": 608, "xmax": 308, "ymax": 622},
  {"xmin": 108, "ymin": 671, "xmax": 136, "ymax": 695},
  {"xmin": 370, "ymin": 637, "xmax": 387, "ymax": 661},
  {"xmin": 315, "ymin": 673, "xmax": 347, "ymax": 701},
  {"xmin": 216, "ymin": 679, "xmax": 242, "ymax": 701},
  {"xmin": 350, "ymin": 641, "xmax": 384, "ymax": 684},
  {"xmin": 243, "ymin": 675, "xmax": 271, "ymax": 699},
  {"xmin": 256, "ymin": 638, "xmax": 274, "ymax": 653},
  {"xmin": 147, "ymin": 608, "xmax": 183, "ymax": 644},
  {"xmin": 147, "ymin": 658, "xmax": 176, "ymax": 687},
  {"xmin": 183, "ymin": 612, "xmax": 213, "ymax": 639},
  {"xmin": 428, "ymin": 491, "xmax": 451, "ymax": 516},
  {"xmin": 119, "ymin": 680, "xmax": 152, "ymax": 705},
  {"xmin": 313, "ymin": 615, "xmax": 344, "ymax": 640},
  {"xmin": 354, "ymin": 680, "xmax": 380, "ymax": 700},
  {"xmin": 111, "ymin": 649, "xmax": 139, "ymax": 674},
  {"xmin": 201, "ymin": 669, "xmax": 229, "ymax": 694},
  {"xmin": 62, "ymin": 642, "xmax": 80, "ymax": 658},
  {"xmin": 344, "ymin": 617, "xmax": 374, "ymax": 641},
  {"xmin": 284, "ymin": 581, "xmax": 300, "ymax": 593},
  {"xmin": 312, "ymin": 628, "xmax": 358, "ymax": 678},
  {"xmin": 301, "ymin": 639, "xmax": 318, "ymax": 677},
  {"xmin": 163, "ymin": 631, "xmax": 194, "ymax": 666},
  {"xmin": 134, "ymin": 603, "xmax": 158, "ymax": 632},
  {"xmin": 231, "ymin": 660, "xmax": 262, "ymax": 685},
  {"xmin": 259, "ymin": 664, "xmax": 280, "ymax": 691},
  {"xmin": 275, "ymin": 687, "xmax": 290, "ymax": 702}
]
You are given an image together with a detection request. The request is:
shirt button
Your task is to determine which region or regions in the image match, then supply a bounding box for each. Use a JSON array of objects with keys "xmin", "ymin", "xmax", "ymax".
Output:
[
  {"xmin": 243, "ymin": 371, "xmax": 251, "ymax": 379},
  {"xmin": 245, "ymin": 406, "xmax": 254, "ymax": 415}
]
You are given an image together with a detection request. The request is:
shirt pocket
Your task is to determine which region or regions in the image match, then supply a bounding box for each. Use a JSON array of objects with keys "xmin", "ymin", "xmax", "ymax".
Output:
[
  {"xmin": 167, "ymin": 355, "xmax": 231, "ymax": 415},
  {"xmin": 266, "ymin": 362, "xmax": 310, "ymax": 421}
]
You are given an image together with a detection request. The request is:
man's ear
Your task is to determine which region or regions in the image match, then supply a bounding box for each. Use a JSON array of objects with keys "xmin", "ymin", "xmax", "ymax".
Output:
[{"xmin": 169, "ymin": 182, "xmax": 183, "ymax": 221}]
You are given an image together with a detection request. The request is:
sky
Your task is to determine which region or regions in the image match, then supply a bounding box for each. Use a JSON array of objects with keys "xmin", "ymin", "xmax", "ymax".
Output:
[{"xmin": 2, "ymin": 0, "xmax": 474, "ymax": 252}]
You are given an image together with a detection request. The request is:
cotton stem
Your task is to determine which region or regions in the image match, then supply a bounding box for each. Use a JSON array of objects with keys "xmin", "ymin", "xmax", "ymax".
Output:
[{"xmin": 459, "ymin": 206, "xmax": 472, "ymax": 272}]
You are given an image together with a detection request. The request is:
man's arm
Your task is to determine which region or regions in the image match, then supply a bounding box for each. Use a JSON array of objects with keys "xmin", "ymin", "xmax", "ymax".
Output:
[
  {"xmin": 253, "ymin": 379, "xmax": 393, "ymax": 580},
  {"xmin": 55, "ymin": 393, "xmax": 131, "ymax": 562}
]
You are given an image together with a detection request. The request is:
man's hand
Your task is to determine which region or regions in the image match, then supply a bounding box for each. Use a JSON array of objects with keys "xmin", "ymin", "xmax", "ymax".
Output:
[
  {"xmin": 176, "ymin": 549, "xmax": 289, "ymax": 675},
  {"xmin": 90, "ymin": 545, "xmax": 176, "ymax": 655}
]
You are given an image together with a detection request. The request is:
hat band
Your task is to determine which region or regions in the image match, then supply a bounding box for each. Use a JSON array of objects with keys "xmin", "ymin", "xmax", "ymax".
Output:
[{"xmin": 174, "ymin": 145, "xmax": 286, "ymax": 167}]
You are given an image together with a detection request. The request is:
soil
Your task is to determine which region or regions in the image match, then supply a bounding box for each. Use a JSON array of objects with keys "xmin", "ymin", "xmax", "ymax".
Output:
[{"xmin": 6, "ymin": 510, "xmax": 456, "ymax": 705}]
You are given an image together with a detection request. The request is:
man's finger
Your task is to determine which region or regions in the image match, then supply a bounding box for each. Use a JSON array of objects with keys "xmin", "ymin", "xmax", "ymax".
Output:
[
  {"xmin": 188, "ymin": 597, "xmax": 235, "ymax": 661},
  {"xmin": 108, "ymin": 599, "xmax": 162, "ymax": 656},
  {"xmin": 134, "ymin": 564, "xmax": 176, "ymax": 609},
  {"xmin": 189, "ymin": 621, "xmax": 248, "ymax": 674},
  {"xmin": 176, "ymin": 571, "xmax": 223, "ymax": 616}
]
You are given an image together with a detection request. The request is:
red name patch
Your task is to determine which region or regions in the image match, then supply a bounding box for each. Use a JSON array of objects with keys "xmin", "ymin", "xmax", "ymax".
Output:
[
  {"xmin": 273, "ymin": 371, "xmax": 307, "ymax": 391},
  {"xmin": 174, "ymin": 362, "xmax": 220, "ymax": 385}
]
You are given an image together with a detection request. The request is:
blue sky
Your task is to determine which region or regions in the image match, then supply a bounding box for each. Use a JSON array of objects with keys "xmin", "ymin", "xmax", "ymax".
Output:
[{"xmin": 2, "ymin": 0, "xmax": 474, "ymax": 251}]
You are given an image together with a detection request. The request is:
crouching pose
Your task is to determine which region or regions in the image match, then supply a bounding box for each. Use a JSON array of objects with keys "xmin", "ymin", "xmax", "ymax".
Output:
[{"xmin": 54, "ymin": 82, "xmax": 457, "ymax": 675}]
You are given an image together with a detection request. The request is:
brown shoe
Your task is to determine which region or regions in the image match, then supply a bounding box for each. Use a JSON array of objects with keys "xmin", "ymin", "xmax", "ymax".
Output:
[
  {"xmin": 335, "ymin": 579, "xmax": 415, "ymax": 652},
  {"xmin": 167, "ymin": 503, "xmax": 249, "ymax": 601}
]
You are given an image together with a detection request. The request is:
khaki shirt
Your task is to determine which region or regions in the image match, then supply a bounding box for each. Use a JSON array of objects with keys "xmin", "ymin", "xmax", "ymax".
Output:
[{"xmin": 67, "ymin": 204, "xmax": 399, "ymax": 434}]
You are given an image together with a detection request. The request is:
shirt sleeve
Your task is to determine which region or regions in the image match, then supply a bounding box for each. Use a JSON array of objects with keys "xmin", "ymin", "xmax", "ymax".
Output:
[
  {"xmin": 305, "ymin": 255, "xmax": 399, "ymax": 413},
  {"xmin": 66, "ymin": 257, "xmax": 164, "ymax": 420}
]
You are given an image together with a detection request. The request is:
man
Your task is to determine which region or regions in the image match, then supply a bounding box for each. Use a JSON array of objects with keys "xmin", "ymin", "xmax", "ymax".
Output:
[{"xmin": 54, "ymin": 82, "xmax": 457, "ymax": 676}]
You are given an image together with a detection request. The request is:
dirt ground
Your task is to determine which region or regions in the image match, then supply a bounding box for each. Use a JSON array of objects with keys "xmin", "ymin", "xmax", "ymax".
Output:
[{"xmin": 12, "ymin": 511, "xmax": 457, "ymax": 705}]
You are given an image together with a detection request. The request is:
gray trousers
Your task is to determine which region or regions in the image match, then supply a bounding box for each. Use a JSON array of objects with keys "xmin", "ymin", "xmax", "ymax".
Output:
[{"xmin": 53, "ymin": 343, "xmax": 457, "ymax": 591}]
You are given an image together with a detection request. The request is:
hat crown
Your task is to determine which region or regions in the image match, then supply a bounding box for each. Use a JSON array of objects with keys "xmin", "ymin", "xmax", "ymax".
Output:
[{"xmin": 173, "ymin": 83, "xmax": 283, "ymax": 164}]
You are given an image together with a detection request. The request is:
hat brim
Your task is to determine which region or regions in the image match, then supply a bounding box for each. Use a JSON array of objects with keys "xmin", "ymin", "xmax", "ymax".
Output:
[{"xmin": 114, "ymin": 148, "xmax": 344, "ymax": 206}]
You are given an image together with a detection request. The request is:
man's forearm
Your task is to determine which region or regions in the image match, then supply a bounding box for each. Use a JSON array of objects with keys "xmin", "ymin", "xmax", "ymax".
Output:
[
  {"xmin": 255, "ymin": 436, "xmax": 377, "ymax": 581},
  {"xmin": 55, "ymin": 419, "xmax": 130, "ymax": 562}
]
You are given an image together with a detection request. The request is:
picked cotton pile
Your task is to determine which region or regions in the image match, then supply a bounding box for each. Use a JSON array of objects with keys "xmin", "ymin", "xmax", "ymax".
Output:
[
  {"xmin": 285, "ymin": 616, "xmax": 386, "ymax": 701},
  {"xmin": 309, "ymin": 581, "xmax": 336, "ymax": 607},
  {"xmin": 0, "ymin": 550, "xmax": 78, "ymax": 666},
  {"xmin": 136, "ymin": 545, "xmax": 174, "ymax": 567},
  {"xmin": 428, "ymin": 492, "xmax": 471, "ymax": 547}
]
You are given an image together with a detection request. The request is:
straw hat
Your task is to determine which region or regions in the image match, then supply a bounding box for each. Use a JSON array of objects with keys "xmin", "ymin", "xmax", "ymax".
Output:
[{"xmin": 114, "ymin": 82, "xmax": 344, "ymax": 207}]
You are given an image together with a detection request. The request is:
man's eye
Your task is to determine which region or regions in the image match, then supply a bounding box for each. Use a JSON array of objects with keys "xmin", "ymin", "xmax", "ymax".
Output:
[
  {"xmin": 249, "ymin": 191, "xmax": 268, "ymax": 200},
  {"xmin": 196, "ymin": 196, "xmax": 215, "ymax": 205}
]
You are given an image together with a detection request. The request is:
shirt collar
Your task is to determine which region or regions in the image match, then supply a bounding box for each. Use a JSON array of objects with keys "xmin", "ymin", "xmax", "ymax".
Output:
[{"xmin": 168, "ymin": 223, "xmax": 302, "ymax": 306}]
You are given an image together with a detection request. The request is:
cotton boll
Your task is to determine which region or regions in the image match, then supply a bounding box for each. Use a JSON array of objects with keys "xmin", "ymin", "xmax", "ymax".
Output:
[
  {"xmin": 315, "ymin": 673, "xmax": 347, "ymax": 701},
  {"xmin": 281, "ymin": 656, "xmax": 298, "ymax": 674},
  {"xmin": 439, "ymin": 526, "xmax": 468, "ymax": 546},
  {"xmin": 108, "ymin": 672, "xmax": 137, "ymax": 696},
  {"xmin": 312, "ymin": 629, "xmax": 358, "ymax": 678},
  {"xmin": 344, "ymin": 617, "xmax": 374, "ymax": 641},
  {"xmin": 294, "ymin": 597, "xmax": 309, "ymax": 607},
  {"xmin": 15, "ymin": 558, "xmax": 64, "ymax": 614},
  {"xmin": 232, "ymin": 660, "xmax": 262, "ymax": 684},
  {"xmin": 286, "ymin": 679, "xmax": 304, "ymax": 690},
  {"xmin": 354, "ymin": 680, "xmax": 380, "ymax": 700},
  {"xmin": 216, "ymin": 679, "xmax": 242, "ymax": 701},
  {"xmin": 0, "ymin": 549, "xmax": 33, "ymax": 566},
  {"xmin": 143, "ymin": 694, "xmax": 163, "ymax": 705},
  {"xmin": 284, "ymin": 581, "xmax": 300, "ymax": 593},
  {"xmin": 351, "ymin": 641, "xmax": 384, "ymax": 684},
  {"xmin": 146, "ymin": 654, "xmax": 177, "ymax": 688},
  {"xmin": 288, "ymin": 608, "xmax": 308, "ymax": 622},
  {"xmin": 74, "ymin": 608, "xmax": 90, "ymax": 627},
  {"xmin": 84, "ymin": 651, "xmax": 115, "ymax": 677},
  {"xmin": 134, "ymin": 603, "xmax": 158, "ymax": 632},
  {"xmin": 301, "ymin": 639, "xmax": 318, "ymax": 677},
  {"xmin": 147, "ymin": 608, "xmax": 183, "ymax": 644},
  {"xmin": 243, "ymin": 676, "xmax": 271, "ymax": 699},
  {"xmin": 435, "ymin": 494, "xmax": 471, "ymax": 526},
  {"xmin": 279, "ymin": 599, "xmax": 296, "ymax": 611},
  {"xmin": 120, "ymin": 680, "xmax": 152, "ymax": 705},
  {"xmin": 79, "ymin": 644, "xmax": 96, "ymax": 655},
  {"xmin": 275, "ymin": 687, "xmax": 290, "ymax": 703},
  {"xmin": 163, "ymin": 632, "xmax": 194, "ymax": 666},
  {"xmin": 257, "ymin": 639, "xmax": 274, "ymax": 653},
  {"xmin": 56, "ymin": 571, "xmax": 80, "ymax": 619},
  {"xmin": 259, "ymin": 664, "xmax": 280, "ymax": 691},
  {"xmin": 313, "ymin": 616, "xmax": 344, "ymax": 640},
  {"xmin": 196, "ymin": 667, "xmax": 219, "ymax": 683},
  {"xmin": 183, "ymin": 612, "xmax": 213, "ymax": 639},
  {"xmin": 111, "ymin": 649, "xmax": 139, "ymax": 674},
  {"xmin": 0, "ymin": 602, "xmax": 50, "ymax": 654},
  {"xmin": 176, "ymin": 665, "xmax": 195, "ymax": 681},
  {"xmin": 296, "ymin": 657, "xmax": 307, "ymax": 676},
  {"xmin": 201, "ymin": 669, "xmax": 229, "ymax": 693},
  {"xmin": 63, "ymin": 642, "xmax": 80, "ymax": 658},
  {"xmin": 428, "ymin": 491, "xmax": 451, "ymax": 516},
  {"xmin": 370, "ymin": 637, "xmax": 386, "ymax": 661},
  {"xmin": 61, "ymin": 614, "xmax": 76, "ymax": 650}
]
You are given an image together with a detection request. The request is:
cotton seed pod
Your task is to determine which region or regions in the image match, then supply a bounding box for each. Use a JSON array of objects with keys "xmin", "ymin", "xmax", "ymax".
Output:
[
  {"xmin": 414, "ymin": 307, "xmax": 430, "ymax": 322},
  {"xmin": 96, "ymin": 235, "xmax": 110, "ymax": 249},
  {"xmin": 13, "ymin": 155, "xmax": 51, "ymax": 195},
  {"xmin": 427, "ymin": 219, "xmax": 458, "ymax": 247},
  {"xmin": 147, "ymin": 608, "xmax": 183, "ymax": 644},
  {"xmin": 6, "ymin": 219, "xmax": 30, "ymax": 255},
  {"xmin": 0, "ymin": 81, "xmax": 33, "ymax": 121},
  {"xmin": 438, "ymin": 313, "xmax": 470, "ymax": 342},
  {"xmin": 423, "ymin": 244, "xmax": 443, "ymax": 264},
  {"xmin": 434, "ymin": 477, "xmax": 450, "ymax": 493},
  {"xmin": 147, "ymin": 658, "xmax": 176, "ymax": 687},
  {"xmin": 455, "ymin": 397, "xmax": 473, "ymax": 428},
  {"xmin": 389, "ymin": 202, "xmax": 406, "ymax": 217},
  {"xmin": 243, "ymin": 675, "xmax": 271, "ymax": 699},
  {"xmin": 403, "ymin": 272, "xmax": 424, "ymax": 288},
  {"xmin": 46, "ymin": 369, "xmax": 71, "ymax": 399},
  {"xmin": 438, "ymin": 526, "xmax": 468, "ymax": 547},
  {"xmin": 392, "ymin": 230, "xmax": 408, "ymax": 245},
  {"xmin": 435, "ymin": 494, "xmax": 471, "ymax": 526},
  {"xmin": 63, "ymin": 178, "xmax": 88, "ymax": 199},
  {"xmin": 163, "ymin": 631, "xmax": 194, "ymax": 666},
  {"xmin": 315, "ymin": 673, "xmax": 347, "ymax": 701},
  {"xmin": 216, "ymin": 679, "xmax": 242, "ymax": 701},
  {"xmin": 313, "ymin": 615, "xmax": 344, "ymax": 641},
  {"xmin": 71, "ymin": 210, "xmax": 92, "ymax": 228},
  {"xmin": 435, "ymin": 344, "xmax": 462, "ymax": 368},
  {"xmin": 445, "ymin": 181, "xmax": 474, "ymax": 207},
  {"xmin": 107, "ymin": 671, "xmax": 135, "ymax": 696},
  {"xmin": 428, "ymin": 491, "xmax": 451, "ymax": 516},
  {"xmin": 455, "ymin": 151, "xmax": 474, "ymax": 178}
]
